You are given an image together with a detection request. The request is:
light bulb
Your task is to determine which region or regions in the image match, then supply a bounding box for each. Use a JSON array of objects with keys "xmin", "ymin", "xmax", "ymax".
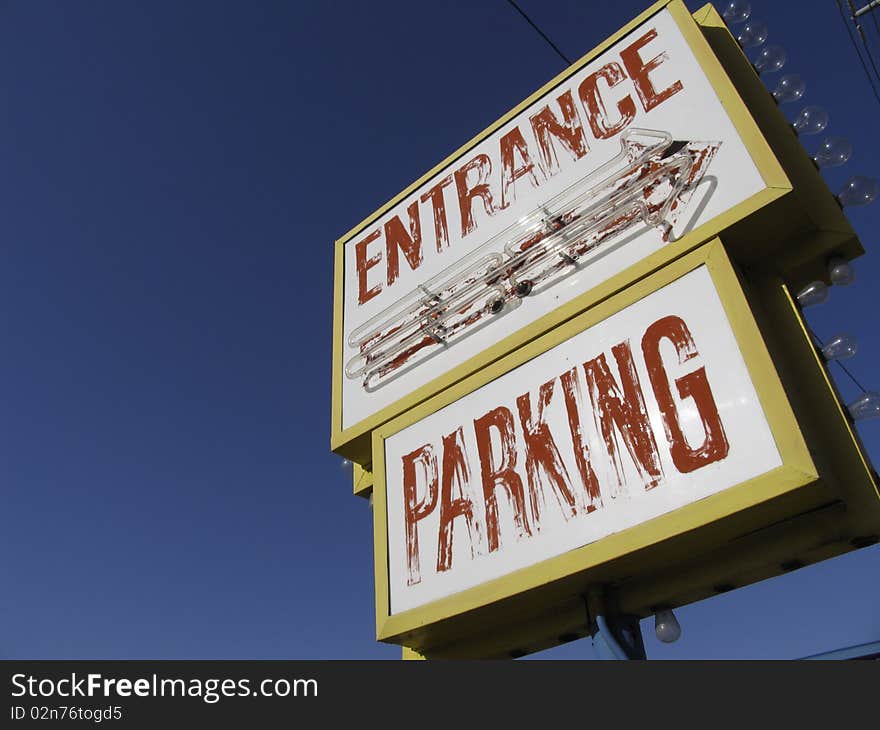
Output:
[
  {"xmin": 813, "ymin": 137, "xmax": 853, "ymax": 169},
  {"xmin": 737, "ymin": 20, "xmax": 768, "ymax": 48},
  {"xmin": 837, "ymin": 175, "xmax": 879, "ymax": 207},
  {"xmin": 772, "ymin": 75, "xmax": 806, "ymax": 104},
  {"xmin": 796, "ymin": 280, "xmax": 829, "ymax": 307},
  {"xmin": 654, "ymin": 609, "xmax": 681, "ymax": 643},
  {"xmin": 828, "ymin": 257, "xmax": 856, "ymax": 285},
  {"xmin": 754, "ymin": 44, "xmax": 786, "ymax": 73},
  {"xmin": 821, "ymin": 334, "xmax": 858, "ymax": 361},
  {"xmin": 848, "ymin": 392, "xmax": 880, "ymax": 422},
  {"xmin": 341, "ymin": 458, "xmax": 353, "ymax": 470},
  {"xmin": 723, "ymin": 1, "xmax": 752, "ymax": 25},
  {"xmin": 792, "ymin": 106, "xmax": 829, "ymax": 135}
]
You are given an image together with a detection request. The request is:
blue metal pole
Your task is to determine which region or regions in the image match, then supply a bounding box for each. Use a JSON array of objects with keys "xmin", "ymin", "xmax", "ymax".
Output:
[
  {"xmin": 799, "ymin": 640, "xmax": 880, "ymax": 660},
  {"xmin": 593, "ymin": 615, "xmax": 631, "ymax": 660}
]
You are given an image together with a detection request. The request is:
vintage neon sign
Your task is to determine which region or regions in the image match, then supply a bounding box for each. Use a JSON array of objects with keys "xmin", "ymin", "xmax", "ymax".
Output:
[{"xmin": 346, "ymin": 129, "xmax": 719, "ymax": 391}]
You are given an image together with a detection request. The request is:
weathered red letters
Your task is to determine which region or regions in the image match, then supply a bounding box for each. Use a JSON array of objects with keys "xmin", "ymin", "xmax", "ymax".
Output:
[
  {"xmin": 355, "ymin": 29, "xmax": 684, "ymax": 306},
  {"xmin": 400, "ymin": 315, "xmax": 729, "ymax": 586}
]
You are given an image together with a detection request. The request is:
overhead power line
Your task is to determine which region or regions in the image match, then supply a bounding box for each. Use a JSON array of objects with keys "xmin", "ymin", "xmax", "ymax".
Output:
[
  {"xmin": 505, "ymin": 0, "xmax": 572, "ymax": 66},
  {"xmin": 848, "ymin": 0, "xmax": 880, "ymax": 95},
  {"xmin": 807, "ymin": 325, "xmax": 868, "ymax": 394},
  {"xmin": 837, "ymin": 0, "xmax": 880, "ymax": 107}
]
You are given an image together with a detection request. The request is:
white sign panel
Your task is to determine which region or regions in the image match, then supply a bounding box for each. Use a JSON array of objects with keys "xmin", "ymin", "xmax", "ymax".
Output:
[
  {"xmin": 383, "ymin": 265, "xmax": 782, "ymax": 615},
  {"xmin": 340, "ymin": 7, "xmax": 768, "ymax": 431}
]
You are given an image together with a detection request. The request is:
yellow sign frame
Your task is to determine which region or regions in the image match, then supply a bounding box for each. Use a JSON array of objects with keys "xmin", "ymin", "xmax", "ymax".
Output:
[{"xmin": 370, "ymin": 239, "xmax": 880, "ymax": 656}]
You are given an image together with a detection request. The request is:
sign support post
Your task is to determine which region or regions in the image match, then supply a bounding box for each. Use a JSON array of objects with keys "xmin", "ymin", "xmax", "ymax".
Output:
[{"xmin": 587, "ymin": 587, "xmax": 646, "ymax": 660}]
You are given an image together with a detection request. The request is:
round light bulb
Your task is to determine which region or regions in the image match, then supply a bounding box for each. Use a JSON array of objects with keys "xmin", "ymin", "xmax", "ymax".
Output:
[
  {"xmin": 821, "ymin": 334, "xmax": 858, "ymax": 361},
  {"xmin": 848, "ymin": 392, "xmax": 880, "ymax": 422},
  {"xmin": 813, "ymin": 137, "xmax": 853, "ymax": 169},
  {"xmin": 772, "ymin": 75, "xmax": 806, "ymax": 104},
  {"xmin": 796, "ymin": 280, "xmax": 829, "ymax": 307},
  {"xmin": 723, "ymin": 1, "xmax": 752, "ymax": 25},
  {"xmin": 754, "ymin": 44, "xmax": 786, "ymax": 73},
  {"xmin": 654, "ymin": 609, "xmax": 681, "ymax": 643},
  {"xmin": 837, "ymin": 175, "xmax": 879, "ymax": 207},
  {"xmin": 736, "ymin": 20, "xmax": 768, "ymax": 48},
  {"xmin": 828, "ymin": 257, "xmax": 856, "ymax": 286},
  {"xmin": 341, "ymin": 458, "xmax": 353, "ymax": 470},
  {"xmin": 792, "ymin": 106, "xmax": 829, "ymax": 136}
]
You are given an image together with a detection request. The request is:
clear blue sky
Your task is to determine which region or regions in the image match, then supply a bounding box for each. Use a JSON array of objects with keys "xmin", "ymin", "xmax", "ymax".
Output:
[{"xmin": 1, "ymin": 0, "xmax": 878, "ymax": 660}]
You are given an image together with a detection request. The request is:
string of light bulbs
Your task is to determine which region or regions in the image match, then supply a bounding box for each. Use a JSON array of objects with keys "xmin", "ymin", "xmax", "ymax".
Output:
[{"xmin": 722, "ymin": 0, "xmax": 880, "ymax": 422}]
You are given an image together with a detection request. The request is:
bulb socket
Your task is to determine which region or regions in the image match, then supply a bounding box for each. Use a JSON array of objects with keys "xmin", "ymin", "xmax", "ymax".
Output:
[{"xmin": 514, "ymin": 280, "xmax": 534, "ymax": 298}]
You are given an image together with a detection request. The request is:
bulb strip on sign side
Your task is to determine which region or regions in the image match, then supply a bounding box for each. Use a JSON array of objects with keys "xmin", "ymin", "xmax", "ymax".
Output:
[{"xmin": 345, "ymin": 128, "xmax": 719, "ymax": 391}]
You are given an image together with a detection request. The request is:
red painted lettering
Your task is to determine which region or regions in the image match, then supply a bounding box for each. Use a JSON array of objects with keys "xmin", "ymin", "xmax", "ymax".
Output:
[
  {"xmin": 437, "ymin": 427, "xmax": 483, "ymax": 573},
  {"xmin": 355, "ymin": 229, "xmax": 382, "ymax": 305},
  {"xmin": 529, "ymin": 90, "xmax": 589, "ymax": 176},
  {"xmin": 384, "ymin": 201, "xmax": 423, "ymax": 287},
  {"xmin": 473, "ymin": 406, "xmax": 531, "ymax": 551},
  {"xmin": 560, "ymin": 368, "xmax": 603, "ymax": 512},
  {"xmin": 454, "ymin": 153, "xmax": 496, "ymax": 238},
  {"xmin": 401, "ymin": 444, "xmax": 439, "ymax": 586},
  {"xmin": 419, "ymin": 175, "xmax": 454, "ymax": 252},
  {"xmin": 577, "ymin": 62, "xmax": 636, "ymax": 140},
  {"xmin": 499, "ymin": 126, "xmax": 543, "ymax": 209},
  {"xmin": 516, "ymin": 378, "xmax": 579, "ymax": 526},
  {"xmin": 620, "ymin": 29, "xmax": 683, "ymax": 112},
  {"xmin": 641, "ymin": 316, "xmax": 729, "ymax": 472},
  {"xmin": 584, "ymin": 341, "xmax": 663, "ymax": 493}
]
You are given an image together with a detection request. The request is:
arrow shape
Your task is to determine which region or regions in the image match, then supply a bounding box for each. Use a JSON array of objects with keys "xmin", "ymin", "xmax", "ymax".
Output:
[{"xmin": 347, "ymin": 129, "xmax": 721, "ymax": 391}]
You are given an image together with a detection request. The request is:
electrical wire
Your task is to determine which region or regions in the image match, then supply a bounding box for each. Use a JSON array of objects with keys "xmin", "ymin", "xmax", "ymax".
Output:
[
  {"xmin": 837, "ymin": 0, "xmax": 880, "ymax": 107},
  {"xmin": 866, "ymin": 1, "xmax": 880, "ymax": 85},
  {"xmin": 857, "ymin": 21, "xmax": 880, "ymax": 86},
  {"xmin": 849, "ymin": 0, "xmax": 880, "ymax": 99},
  {"xmin": 836, "ymin": 359, "xmax": 869, "ymax": 393},
  {"xmin": 806, "ymin": 324, "xmax": 868, "ymax": 394},
  {"xmin": 505, "ymin": 0, "xmax": 572, "ymax": 66}
]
